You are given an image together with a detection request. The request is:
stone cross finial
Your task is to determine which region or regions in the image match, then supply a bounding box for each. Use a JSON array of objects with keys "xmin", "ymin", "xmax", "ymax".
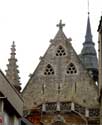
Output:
[{"xmin": 57, "ymin": 20, "xmax": 65, "ymax": 30}]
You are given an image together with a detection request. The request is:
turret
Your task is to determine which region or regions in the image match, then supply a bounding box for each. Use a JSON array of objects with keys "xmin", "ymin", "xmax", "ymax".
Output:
[
  {"xmin": 80, "ymin": 13, "xmax": 98, "ymax": 81},
  {"xmin": 6, "ymin": 41, "xmax": 21, "ymax": 92}
]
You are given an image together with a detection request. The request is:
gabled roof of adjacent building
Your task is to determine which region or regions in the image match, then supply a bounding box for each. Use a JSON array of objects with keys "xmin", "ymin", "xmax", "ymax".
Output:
[{"xmin": 0, "ymin": 69, "xmax": 23, "ymax": 116}]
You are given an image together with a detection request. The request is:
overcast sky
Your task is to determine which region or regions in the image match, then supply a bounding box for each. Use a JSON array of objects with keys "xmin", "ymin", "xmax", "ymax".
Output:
[{"xmin": 0, "ymin": 0, "xmax": 101, "ymax": 88}]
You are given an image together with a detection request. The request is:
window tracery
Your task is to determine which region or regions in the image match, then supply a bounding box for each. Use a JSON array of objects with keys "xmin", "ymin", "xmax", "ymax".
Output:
[
  {"xmin": 46, "ymin": 102, "xmax": 56, "ymax": 111},
  {"xmin": 89, "ymin": 108, "xmax": 99, "ymax": 117},
  {"xmin": 44, "ymin": 64, "xmax": 54, "ymax": 75},
  {"xmin": 75, "ymin": 103, "xmax": 85, "ymax": 115},
  {"xmin": 56, "ymin": 45, "xmax": 66, "ymax": 56},
  {"xmin": 66, "ymin": 63, "xmax": 77, "ymax": 74}
]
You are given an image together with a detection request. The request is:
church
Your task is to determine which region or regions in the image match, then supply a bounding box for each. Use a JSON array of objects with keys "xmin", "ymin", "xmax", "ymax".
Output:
[
  {"xmin": 21, "ymin": 13, "xmax": 100, "ymax": 125},
  {"xmin": 1, "ymin": 9, "xmax": 102, "ymax": 125}
]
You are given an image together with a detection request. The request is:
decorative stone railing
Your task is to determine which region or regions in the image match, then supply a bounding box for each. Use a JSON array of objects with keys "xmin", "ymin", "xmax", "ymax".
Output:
[{"xmin": 39, "ymin": 102, "xmax": 99, "ymax": 118}]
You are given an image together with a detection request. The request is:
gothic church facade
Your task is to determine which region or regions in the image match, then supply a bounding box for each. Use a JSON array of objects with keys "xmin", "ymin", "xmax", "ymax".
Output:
[
  {"xmin": 1, "ymin": 9, "xmax": 102, "ymax": 125},
  {"xmin": 22, "ymin": 13, "xmax": 100, "ymax": 125}
]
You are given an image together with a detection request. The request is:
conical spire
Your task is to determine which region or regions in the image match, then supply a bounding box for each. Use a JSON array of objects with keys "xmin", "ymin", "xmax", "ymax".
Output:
[
  {"xmin": 6, "ymin": 41, "xmax": 21, "ymax": 92},
  {"xmin": 85, "ymin": 14, "xmax": 93, "ymax": 43},
  {"xmin": 80, "ymin": 14, "xmax": 98, "ymax": 81}
]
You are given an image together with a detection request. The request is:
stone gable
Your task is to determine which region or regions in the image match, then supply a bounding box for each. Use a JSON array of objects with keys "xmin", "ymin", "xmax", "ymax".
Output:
[{"xmin": 22, "ymin": 27, "xmax": 99, "ymax": 111}]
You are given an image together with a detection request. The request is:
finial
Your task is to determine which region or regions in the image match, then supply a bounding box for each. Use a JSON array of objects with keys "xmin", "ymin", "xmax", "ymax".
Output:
[
  {"xmin": 11, "ymin": 41, "xmax": 16, "ymax": 59},
  {"xmin": 12, "ymin": 41, "xmax": 15, "ymax": 48},
  {"xmin": 88, "ymin": 0, "xmax": 90, "ymax": 15},
  {"xmin": 6, "ymin": 41, "xmax": 21, "ymax": 92},
  {"xmin": 56, "ymin": 20, "xmax": 65, "ymax": 30},
  {"xmin": 13, "ymin": 41, "xmax": 15, "ymax": 45}
]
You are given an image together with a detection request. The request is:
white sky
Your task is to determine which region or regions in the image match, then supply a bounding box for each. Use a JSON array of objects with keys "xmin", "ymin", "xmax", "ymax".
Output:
[{"xmin": 0, "ymin": 0, "xmax": 101, "ymax": 89}]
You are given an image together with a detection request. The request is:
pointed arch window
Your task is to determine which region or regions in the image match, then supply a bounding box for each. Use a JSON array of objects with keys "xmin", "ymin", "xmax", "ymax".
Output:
[
  {"xmin": 56, "ymin": 45, "xmax": 66, "ymax": 56},
  {"xmin": 44, "ymin": 64, "xmax": 54, "ymax": 75},
  {"xmin": 66, "ymin": 63, "xmax": 77, "ymax": 74}
]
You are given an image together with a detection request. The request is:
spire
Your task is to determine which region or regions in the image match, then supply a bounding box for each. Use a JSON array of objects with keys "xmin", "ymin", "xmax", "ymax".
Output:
[
  {"xmin": 84, "ymin": 0, "xmax": 93, "ymax": 44},
  {"xmin": 6, "ymin": 41, "xmax": 21, "ymax": 92},
  {"xmin": 80, "ymin": 13, "xmax": 98, "ymax": 81},
  {"xmin": 84, "ymin": 14, "xmax": 93, "ymax": 44}
]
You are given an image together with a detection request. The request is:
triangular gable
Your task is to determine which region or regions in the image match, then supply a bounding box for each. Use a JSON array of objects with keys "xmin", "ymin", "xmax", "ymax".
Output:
[{"xmin": 22, "ymin": 24, "xmax": 99, "ymax": 110}]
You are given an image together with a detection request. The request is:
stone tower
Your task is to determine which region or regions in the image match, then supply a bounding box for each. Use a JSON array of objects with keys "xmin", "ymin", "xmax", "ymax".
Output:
[
  {"xmin": 80, "ymin": 13, "xmax": 98, "ymax": 81},
  {"xmin": 98, "ymin": 16, "xmax": 102, "ymax": 125},
  {"xmin": 6, "ymin": 41, "xmax": 21, "ymax": 92},
  {"xmin": 22, "ymin": 20, "xmax": 99, "ymax": 125}
]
